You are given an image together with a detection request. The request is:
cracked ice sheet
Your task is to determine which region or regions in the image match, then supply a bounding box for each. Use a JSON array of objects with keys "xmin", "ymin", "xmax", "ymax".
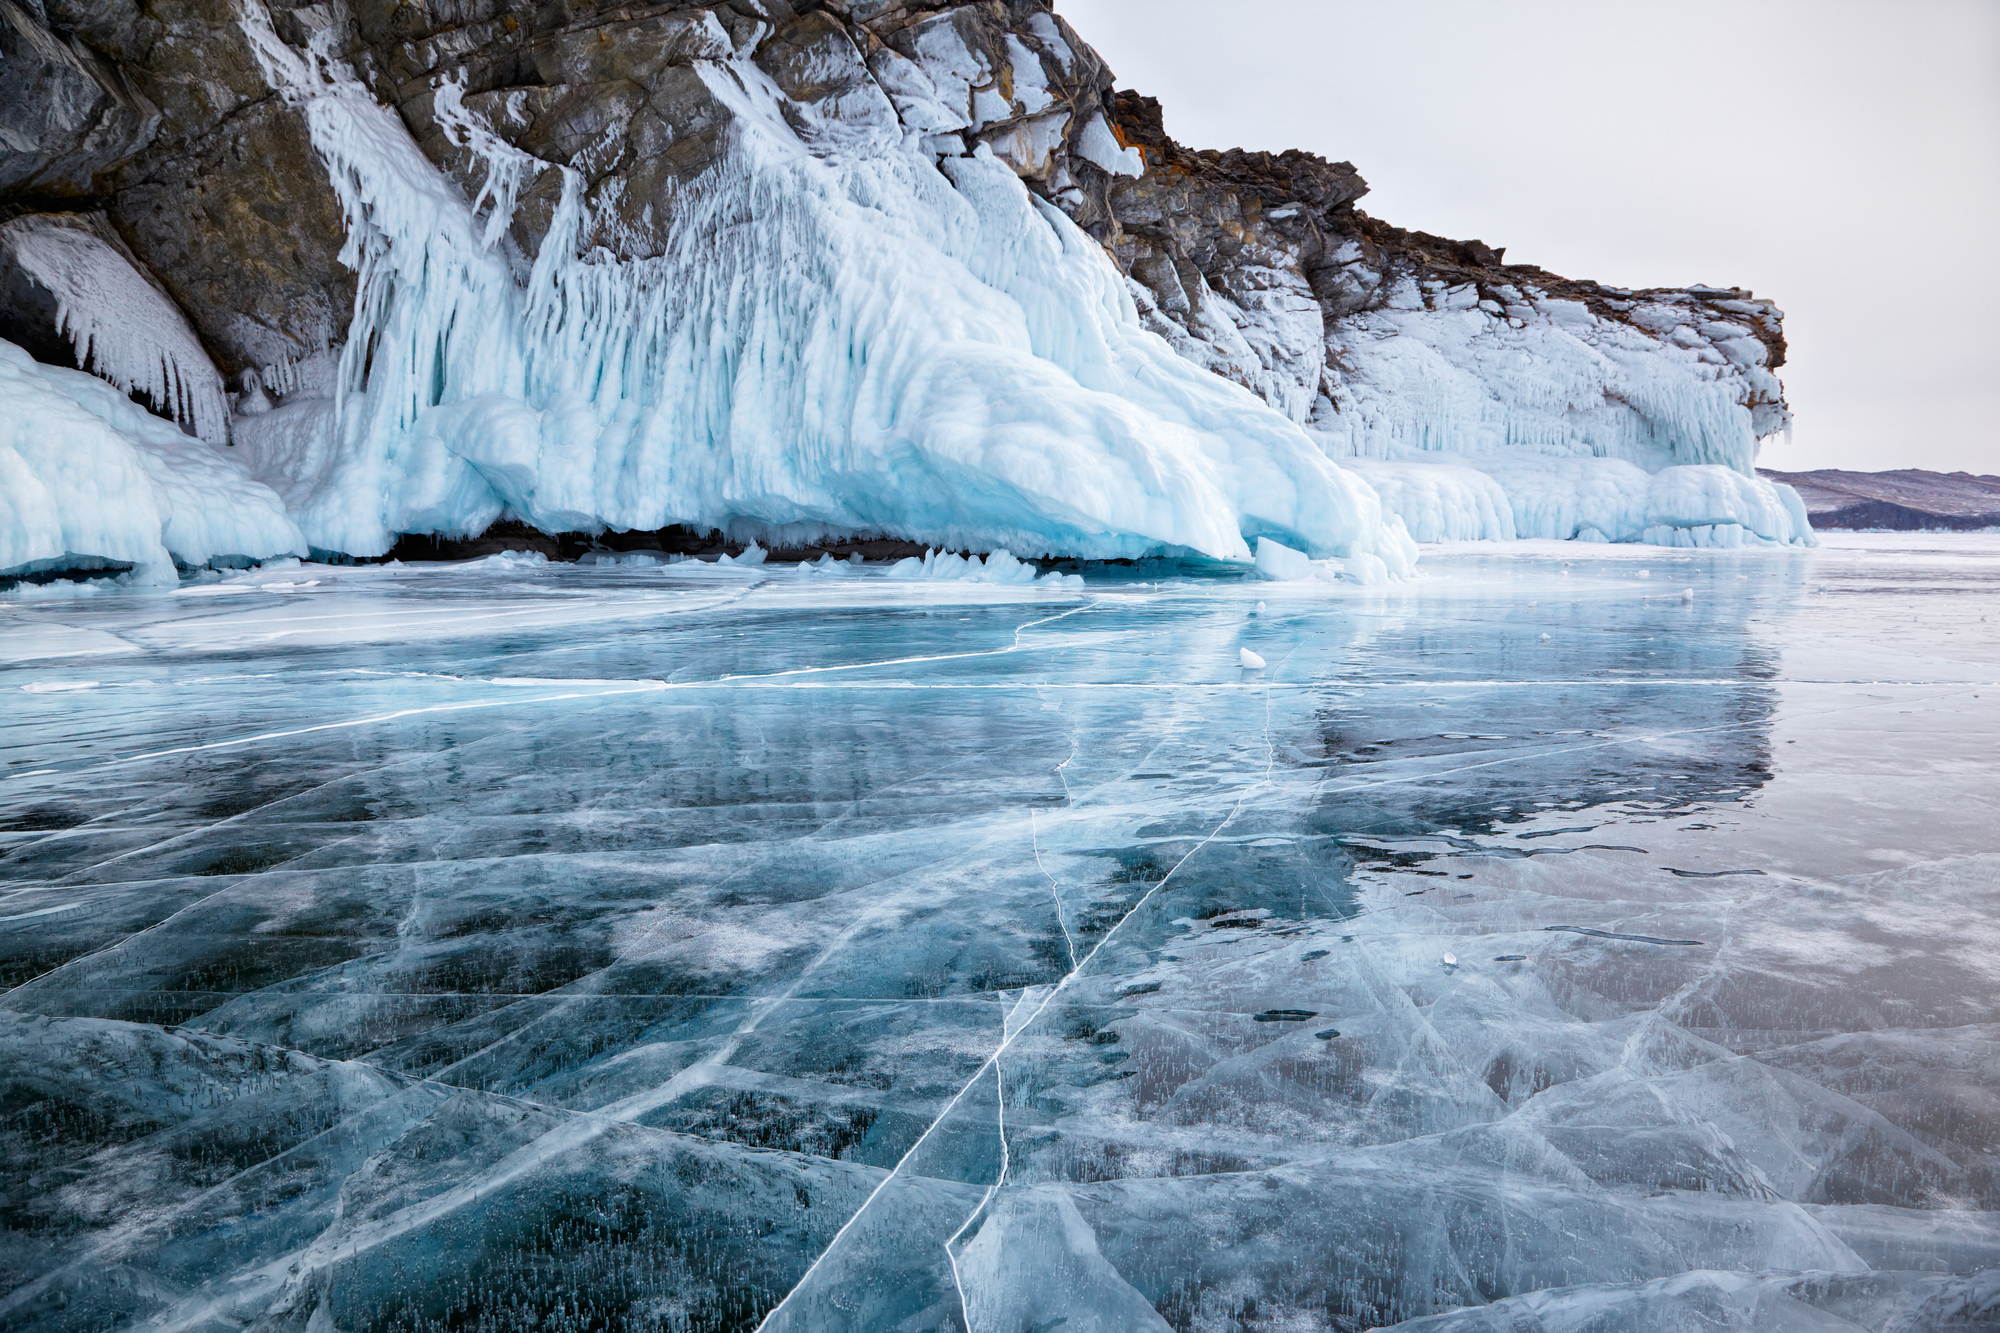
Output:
[{"xmin": 1, "ymin": 536, "xmax": 1997, "ymax": 1332}]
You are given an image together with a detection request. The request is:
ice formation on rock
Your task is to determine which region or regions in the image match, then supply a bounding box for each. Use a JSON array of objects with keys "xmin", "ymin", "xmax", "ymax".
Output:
[
  {"xmin": 1306, "ymin": 274, "xmax": 1810, "ymax": 545},
  {"xmin": 1092, "ymin": 98, "xmax": 1810, "ymax": 550},
  {"xmin": 219, "ymin": 8, "xmax": 1414, "ymax": 573},
  {"xmin": 0, "ymin": 215, "xmax": 230, "ymax": 445}
]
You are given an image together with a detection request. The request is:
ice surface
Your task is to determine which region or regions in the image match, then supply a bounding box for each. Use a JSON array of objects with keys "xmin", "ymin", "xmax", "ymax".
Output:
[{"xmin": 2, "ymin": 535, "xmax": 1995, "ymax": 1330}]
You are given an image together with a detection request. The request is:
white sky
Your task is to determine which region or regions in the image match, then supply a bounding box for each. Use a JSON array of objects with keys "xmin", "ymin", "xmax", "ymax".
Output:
[{"xmin": 1058, "ymin": 0, "xmax": 2000, "ymax": 475}]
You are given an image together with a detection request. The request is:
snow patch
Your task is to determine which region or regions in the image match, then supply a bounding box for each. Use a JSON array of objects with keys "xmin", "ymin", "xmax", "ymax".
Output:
[{"xmin": 1074, "ymin": 112, "xmax": 1143, "ymax": 178}]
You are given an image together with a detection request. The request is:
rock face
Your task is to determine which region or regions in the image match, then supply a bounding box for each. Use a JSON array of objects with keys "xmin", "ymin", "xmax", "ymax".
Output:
[
  {"xmin": 0, "ymin": 0, "xmax": 1810, "ymax": 567},
  {"xmin": 0, "ymin": 0, "xmax": 354, "ymax": 373}
]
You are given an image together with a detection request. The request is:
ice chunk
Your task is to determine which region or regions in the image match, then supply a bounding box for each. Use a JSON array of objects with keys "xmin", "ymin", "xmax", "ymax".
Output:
[
  {"xmin": 885, "ymin": 547, "xmax": 1077, "ymax": 587},
  {"xmin": 1254, "ymin": 537, "xmax": 1315, "ymax": 582},
  {"xmin": 1254, "ymin": 535, "xmax": 1394, "ymax": 585},
  {"xmin": 1239, "ymin": 646, "xmax": 1266, "ymax": 669}
]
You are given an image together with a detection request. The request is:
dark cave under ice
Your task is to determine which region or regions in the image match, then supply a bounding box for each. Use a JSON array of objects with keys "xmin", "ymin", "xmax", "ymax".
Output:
[{"xmin": 1, "ymin": 537, "xmax": 1997, "ymax": 1332}]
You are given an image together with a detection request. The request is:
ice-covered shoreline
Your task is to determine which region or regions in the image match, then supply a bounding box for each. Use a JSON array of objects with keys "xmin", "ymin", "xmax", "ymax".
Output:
[{"xmin": 0, "ymin": 0, "xmax": 1815, "ymax": 586}]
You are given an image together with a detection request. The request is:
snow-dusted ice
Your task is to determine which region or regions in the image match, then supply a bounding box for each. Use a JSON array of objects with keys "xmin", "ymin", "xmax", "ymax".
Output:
[{"xmin": 2, "ymin": 535, "xmax": 1997, "ymax": 1331}]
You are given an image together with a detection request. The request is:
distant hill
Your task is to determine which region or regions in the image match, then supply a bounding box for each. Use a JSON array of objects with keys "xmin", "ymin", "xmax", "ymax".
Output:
[{"xmin": 1759, "ymin": 468, "xmax": 2000, "ymax": 531}]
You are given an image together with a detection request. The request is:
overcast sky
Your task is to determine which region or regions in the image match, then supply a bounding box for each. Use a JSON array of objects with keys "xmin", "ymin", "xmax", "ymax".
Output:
[{"xmin": 1059, "ymin": 0, "xmax": 2000, "ymax": 475}]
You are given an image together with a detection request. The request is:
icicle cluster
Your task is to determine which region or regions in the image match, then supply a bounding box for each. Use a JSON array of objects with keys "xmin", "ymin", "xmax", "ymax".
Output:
[{"xmin": 0, "ymin": 216, "xmax": 231, "ymax": 445}]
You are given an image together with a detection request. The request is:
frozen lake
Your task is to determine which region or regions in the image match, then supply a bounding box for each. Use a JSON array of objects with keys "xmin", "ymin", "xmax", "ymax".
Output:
[{"xmin": 2, "ymin": 534, "xmax": 1996, "ymax": 1332}]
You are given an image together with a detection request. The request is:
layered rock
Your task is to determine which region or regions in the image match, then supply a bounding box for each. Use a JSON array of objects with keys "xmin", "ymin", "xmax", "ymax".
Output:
[{"xmin": 0, "ymin": 0, "xmax": 1812, "ymax": 575}]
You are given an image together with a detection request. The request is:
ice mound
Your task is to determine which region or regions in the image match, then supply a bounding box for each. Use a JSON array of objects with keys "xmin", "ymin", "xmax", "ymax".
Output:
[
  {"xmin": 0, "ymin": 340, "xmax": 304, "ymax": 583},
  {"xmin": 227, "ymin": 11, "xmax": 1415, "ymax": 573}
]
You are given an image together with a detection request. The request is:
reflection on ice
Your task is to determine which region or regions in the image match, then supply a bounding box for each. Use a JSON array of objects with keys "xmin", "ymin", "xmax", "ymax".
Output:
[{"xmin": 1, "ymin": 535, "xmax": 1997, "ymax": 1331}]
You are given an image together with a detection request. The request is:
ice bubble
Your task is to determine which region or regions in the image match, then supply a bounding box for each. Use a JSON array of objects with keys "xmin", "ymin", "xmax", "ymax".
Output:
[
  {"xmin": 1539, "ymin": 633, "xmax": 1551, "ymax": 641},
  {"xmin": 1442, "ymin": 952, "xmax": 1458, "ymax": 967},
  {"xmin": 1681, "ymin": 587, "xmax": 1695, "ymax": 602},
  {"xmin": 1239, "ymin": 648, "xmax": 1266, "ymax": 670},
  {"xmin": 1636, "ymin": 569, "xmax": 1651, "ymax": 578}
]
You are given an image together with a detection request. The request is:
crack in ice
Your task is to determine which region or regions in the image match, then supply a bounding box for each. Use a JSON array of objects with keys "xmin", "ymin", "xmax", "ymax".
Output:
[
  {"xmin": 1031, "ymin": 807, "xmax": 1076, "ymax": 972},
  {"xmin": 756, "ymin": 632, "xmax": 1284, "ymax": 1332}
]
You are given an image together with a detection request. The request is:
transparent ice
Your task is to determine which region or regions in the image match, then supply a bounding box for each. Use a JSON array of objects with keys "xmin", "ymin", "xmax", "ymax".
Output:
[{"xmin": 2, "ymin": 535, "xmax": 1995, "ymax": 1331}]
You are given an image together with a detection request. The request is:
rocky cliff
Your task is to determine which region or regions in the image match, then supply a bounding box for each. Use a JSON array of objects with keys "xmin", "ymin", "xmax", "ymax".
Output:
[{"xmin": 0, "ymin": 0, "xmax": 1812, "ymax": 578}]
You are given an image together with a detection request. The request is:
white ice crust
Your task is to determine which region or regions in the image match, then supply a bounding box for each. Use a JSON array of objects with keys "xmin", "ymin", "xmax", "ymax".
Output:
[{"xmin": 0, "ymin": 341, "xmax": 304, "ymax": 582}]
